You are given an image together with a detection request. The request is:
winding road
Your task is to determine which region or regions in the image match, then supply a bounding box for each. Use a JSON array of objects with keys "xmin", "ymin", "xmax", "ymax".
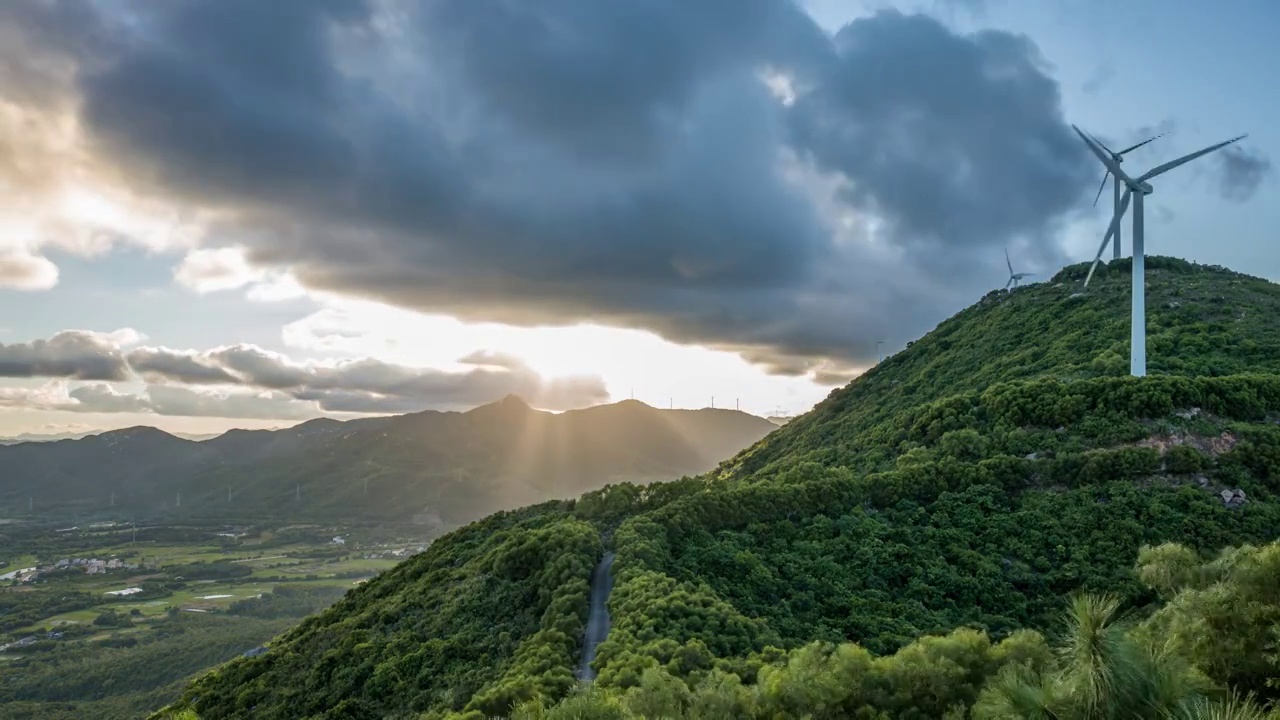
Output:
[{"xmin": 576, "ymin": 551, "xmax": 616, "ymax": 681}]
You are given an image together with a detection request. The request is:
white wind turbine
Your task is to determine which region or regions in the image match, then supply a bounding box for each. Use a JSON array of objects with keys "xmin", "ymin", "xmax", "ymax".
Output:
[
  {"xmin": 1004, "ymin": 247, "xmax": 1033, "ymax": 290},
  {"xmin": 1072, "ymin": 125, "xmax": 1247, "ymax": 377},
  {"xmin": 1086, "ymin": 130, "xmax": 1167, "ymax": 261}
]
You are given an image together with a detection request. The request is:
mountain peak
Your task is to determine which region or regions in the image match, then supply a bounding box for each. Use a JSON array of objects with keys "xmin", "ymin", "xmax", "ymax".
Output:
[
  {"xmin": 466, "ymin": 393, "xmax": 535, "ymax": 418},
  {"xmin": 98, "ymin": 425, "xmax": 182, "ymax": 442}
]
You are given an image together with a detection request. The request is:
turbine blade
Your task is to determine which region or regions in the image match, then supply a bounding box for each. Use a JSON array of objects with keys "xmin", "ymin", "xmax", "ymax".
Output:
[
  {"xmin": 1005, "ymin": 247, "xmax": 1013, "ymax": 275},
  {"xmin": 1118, "ymin": 132, "xmax": 1166, "ymax": 156},
  {"xmin": 1004, "ymin": 277, "xmax": 1013, "ymax": 290},
  {"xmin": 1084, "ymin": 188, "xmax": 1131, "ymax": 287},
  {"xmin": 1091, "ymin": 171, "xmax": 1109, "ymax": 207},
  {"xmin": 1138, "ymin": 135, "xmax": 1247, "ymax": 182},
  {"xmin": 1072, "ymin": 125, "xmax": 1135, "ymax": 184},
  {"xmin": 1090, "ymin": 133, "xmax": 1118, "ymax": 157}
]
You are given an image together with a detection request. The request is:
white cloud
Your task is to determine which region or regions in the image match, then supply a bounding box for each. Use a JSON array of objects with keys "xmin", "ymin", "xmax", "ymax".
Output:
[
  {"xmin": 0, "ymin": 328, "xmax": 614, "ymax": 418},
  {"xmin": 174, "ymin": 247, "xmax": 262, "ymax": 294},
  {"xmin": 0, "ymin": 381, "xmax": 74, "ymax": 409},
  {"xmin": 0, "ymin": 249, "xmax": 59, "ymax": 290},
  {"xmin": 280, "ymin": 298, "xmax": 838, "ymax": 415},
  {"xmin": 245, "ymin": 271, "xmax": 308, "ymax": 302}
]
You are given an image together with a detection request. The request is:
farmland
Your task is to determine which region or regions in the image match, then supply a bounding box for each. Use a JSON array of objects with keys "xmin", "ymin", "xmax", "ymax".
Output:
[{"xmin": 0, "ymin": 518, "xmax": 432, "ymax": 720}]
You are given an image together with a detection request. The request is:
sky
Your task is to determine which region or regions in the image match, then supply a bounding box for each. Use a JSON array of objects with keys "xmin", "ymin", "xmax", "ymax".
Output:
[{"xmin": 0, "ymin": 0, "xmax": 1273, "ymax": 436}]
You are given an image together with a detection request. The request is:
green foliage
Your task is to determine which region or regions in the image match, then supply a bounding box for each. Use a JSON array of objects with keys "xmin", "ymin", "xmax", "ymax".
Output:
[
  {"xmin": 226, "ymin": 585, "xmax": 350, "ymax": 620},
  {"xmin": 0, "ymin": 613, "xmax": 293, "ymax": 720},
  {"xmin": 167, "ymin": 561, "xmax": 253, "ymax": 581},
  {"xmin": 0, "ymin": 589, "xmax": 97, "ymax": 632},
  {"xmin": 171, "ymin": 503, "xmax": 602, "ymax": 719},
  {"xmin": 92, "ymin": 609, "xmax": 129, "ymax": 627},
  {"xmin": 516, "ymin": 554, "xmax": 1280, "ymax": 718},
  {"xmin": 725, "ymin": 259, "xmax": 1280, "ymax": 481},
  {"xmin": 1168, "ymin": 444, "xmax": 1212, "ymax": 475},
  {"xmin": 1134, "ymin": 542, "xmax": 1280, "ymax": 699}
]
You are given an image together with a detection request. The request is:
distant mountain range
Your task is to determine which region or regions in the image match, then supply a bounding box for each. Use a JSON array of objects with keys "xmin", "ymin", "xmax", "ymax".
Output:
[
  {"xmin": 0, "ymin": 430, "xmax": 222, "ymax": 444},
  {"xmin": 0, "ymin": 396, "xmax": 777, "ymax": 527}
]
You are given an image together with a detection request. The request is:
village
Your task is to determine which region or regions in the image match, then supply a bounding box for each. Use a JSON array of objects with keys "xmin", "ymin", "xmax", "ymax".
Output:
[{"xmin": 1, "ymin": 557, "xmax": 141, "ymax": 584}]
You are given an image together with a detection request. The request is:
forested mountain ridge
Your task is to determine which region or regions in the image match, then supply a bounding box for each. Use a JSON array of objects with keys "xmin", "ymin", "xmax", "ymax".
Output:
[
  {"xmin": 721, "ymin": 256, "xmax": 1280, "ymax": 482},
  {"xmin": 162, "ymin": 258, "xmax": 1280, "ymax": 719},
  {"xmin": 0, "ymin": 397, "xmax": 777, "ymax": 527}
]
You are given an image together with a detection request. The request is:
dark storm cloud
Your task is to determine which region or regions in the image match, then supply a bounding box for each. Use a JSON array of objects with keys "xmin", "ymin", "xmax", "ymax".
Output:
[
  {"xmin": 0, "ymin": 331, "xmax": 130, "ymax": 381},
  {"xmin": 787, "ymin": 11, "xmax": 1092, "ymax": 252},
  {"xmin": 1216, "ymin": 145, "xmax": 1272, "ymax": 203},
  {"xmin": 64, "ymin": 1, "xmax": 1093, "ymax": 370}
]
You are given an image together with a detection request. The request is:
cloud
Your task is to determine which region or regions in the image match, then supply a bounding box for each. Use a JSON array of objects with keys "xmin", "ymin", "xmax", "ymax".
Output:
[
  {"xmin": 0, "ymin": 250, "xmax": 59, "ymax": 290},
  {"xmin": 1216, "ymin": 145, "xmax": 1272, "ymax": 203},
  {"xmin": 127, "ymin": 347, "xmax": 240, "ymax": 385},
  {"xmin": 142, "ymin": 385, "xmax": 317, "ymax": 420},
  {"xmin": 1080, "ymin": 62, "xmax": 1115, "ymax": 96},
  {"xmin": 125, "ymin": 343, "xmax": 610, "ymax": 413},
  {"xmin": 0, "ymin": 1, "xmax": 208, "ymax": 288},
  {"xmin": 0, "ymin": 379, "xmax": 317, "ymax": 419},
  {"xmin": 786, "ymin": 12, "xmax": 1091, "ymax": 254},
  {"xmin": 0, "ymin": 330, "xmax": 133, "ymax": 380},
  {"xmin": 67, "ymin": 383, "xmax": 152, "ymax": 413},
  {"xmin": 174, "ymin": 247, "xmax": 262, "ymax": 293},
  {"xmin": 0, "ymin": 327, "xmax": 611, "ymax": 418},
  {"xmin": 10, "ymin": 1, "xmax": 1095, "ymax": 371}
]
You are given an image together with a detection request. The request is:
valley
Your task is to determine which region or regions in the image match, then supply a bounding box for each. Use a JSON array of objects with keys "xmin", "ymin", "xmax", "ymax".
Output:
[{"xmin": 0, "ymin": 519, "xmax": 422, "ymax": 719}]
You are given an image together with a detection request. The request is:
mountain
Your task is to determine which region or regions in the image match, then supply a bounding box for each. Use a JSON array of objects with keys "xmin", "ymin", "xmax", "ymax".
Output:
[
  {"xmin": 0, "ymin": 431, "xmax": 96, "ymax": 445},
  {"xmin": 0, "ymin": 397, "xmax": 777, "ymax": 527},
  {"xmin": 161, "ymin": 258, "xmax": 1280, "ymax": 719},
  {"xmin": 0, "ymin": 430, "xmax": 219, "ymax": 444}
]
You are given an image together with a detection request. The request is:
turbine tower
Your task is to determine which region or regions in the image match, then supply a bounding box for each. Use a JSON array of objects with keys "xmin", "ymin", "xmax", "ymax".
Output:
[
  {"xmin": 1073, "ymin": 125, "xmax": 1246, "ymax": 377},
  {"xmin": 1004, "ymin": 248, "xmax": 1033, "ymax": 290},
  {"xmin": 1087, "ymin": 131, "xmax": 1167, "ymax": 260}
]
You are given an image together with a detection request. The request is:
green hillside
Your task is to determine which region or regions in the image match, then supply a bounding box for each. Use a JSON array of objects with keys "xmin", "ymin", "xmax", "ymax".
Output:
[{"xmin": 162, "ymin": 259, "xmax": 1280, "ymax": 719}]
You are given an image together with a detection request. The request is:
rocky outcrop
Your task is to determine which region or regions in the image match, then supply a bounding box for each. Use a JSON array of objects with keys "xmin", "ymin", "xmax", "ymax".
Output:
[{"xmin": 1220, "ymin": 488, "xmax": 1248, "ymax": 508}]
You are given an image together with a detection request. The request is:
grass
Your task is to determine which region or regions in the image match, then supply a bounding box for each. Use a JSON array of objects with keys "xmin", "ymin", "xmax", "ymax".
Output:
[{"xmin": 0, "ymin": 555, "xmax": 39, "ymax": 573}]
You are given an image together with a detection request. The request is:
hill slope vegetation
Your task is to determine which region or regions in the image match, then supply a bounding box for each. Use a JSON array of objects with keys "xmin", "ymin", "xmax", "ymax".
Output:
[
  {"xmin": 0, "ymin": 398, "xmax": 776, "ymax": 527},
  {"xmin": 165, "ymin": 259, "xmax": 1280, "ymax": 719}
]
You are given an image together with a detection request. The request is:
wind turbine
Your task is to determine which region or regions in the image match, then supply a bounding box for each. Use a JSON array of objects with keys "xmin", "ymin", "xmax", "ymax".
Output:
[
  {"xmin": 1087, "ymin": 131, "xmax": 1167, "ymax": 261},
  {"xmin": 1004, "ymin": 248, "xmax": 1033, "ymax": 290},
  {"xmin": 1072, "ymin": 125, "xmax": 1246, "ymax": 377}
]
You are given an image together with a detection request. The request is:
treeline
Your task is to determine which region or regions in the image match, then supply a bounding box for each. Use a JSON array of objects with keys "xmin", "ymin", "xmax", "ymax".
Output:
[
  {"xmin": 0, "ymin": 613, "xmax": 294, "ymax": 718},
  {"xmin": 594, "ymin": 476, "xmax": 1279, "ymax": 664},
  {"xmin": 168, "ymin": 561, "xmax": 253, "ymax": 581},
  {"xmin": 741, "ymin": 373, "xmax": 1280, "ymax": 484},
  {"xmin": 513, "ymin": 541, "xmax": 1280, "ymax": 718},
  {"xmin": 226, "ymin": 585, "xmax": 349, "ymax": 619},
  {"xmin": 0, "ymin": 590, "xmax": 97, "ymax": 633}
]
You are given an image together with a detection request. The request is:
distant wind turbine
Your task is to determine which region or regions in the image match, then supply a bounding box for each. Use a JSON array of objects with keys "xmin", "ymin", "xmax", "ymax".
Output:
[
  {"xmin": 1087, "ymin": 131, "xmax": 1167, "ymax": 261},
  {"xmin": 1073, "ymin": 125, "xmax": 1246, "ymax": 376},
  {"xmin": 1004, "ymin": 248, "xmax": 1033, "ymax": 290}
]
